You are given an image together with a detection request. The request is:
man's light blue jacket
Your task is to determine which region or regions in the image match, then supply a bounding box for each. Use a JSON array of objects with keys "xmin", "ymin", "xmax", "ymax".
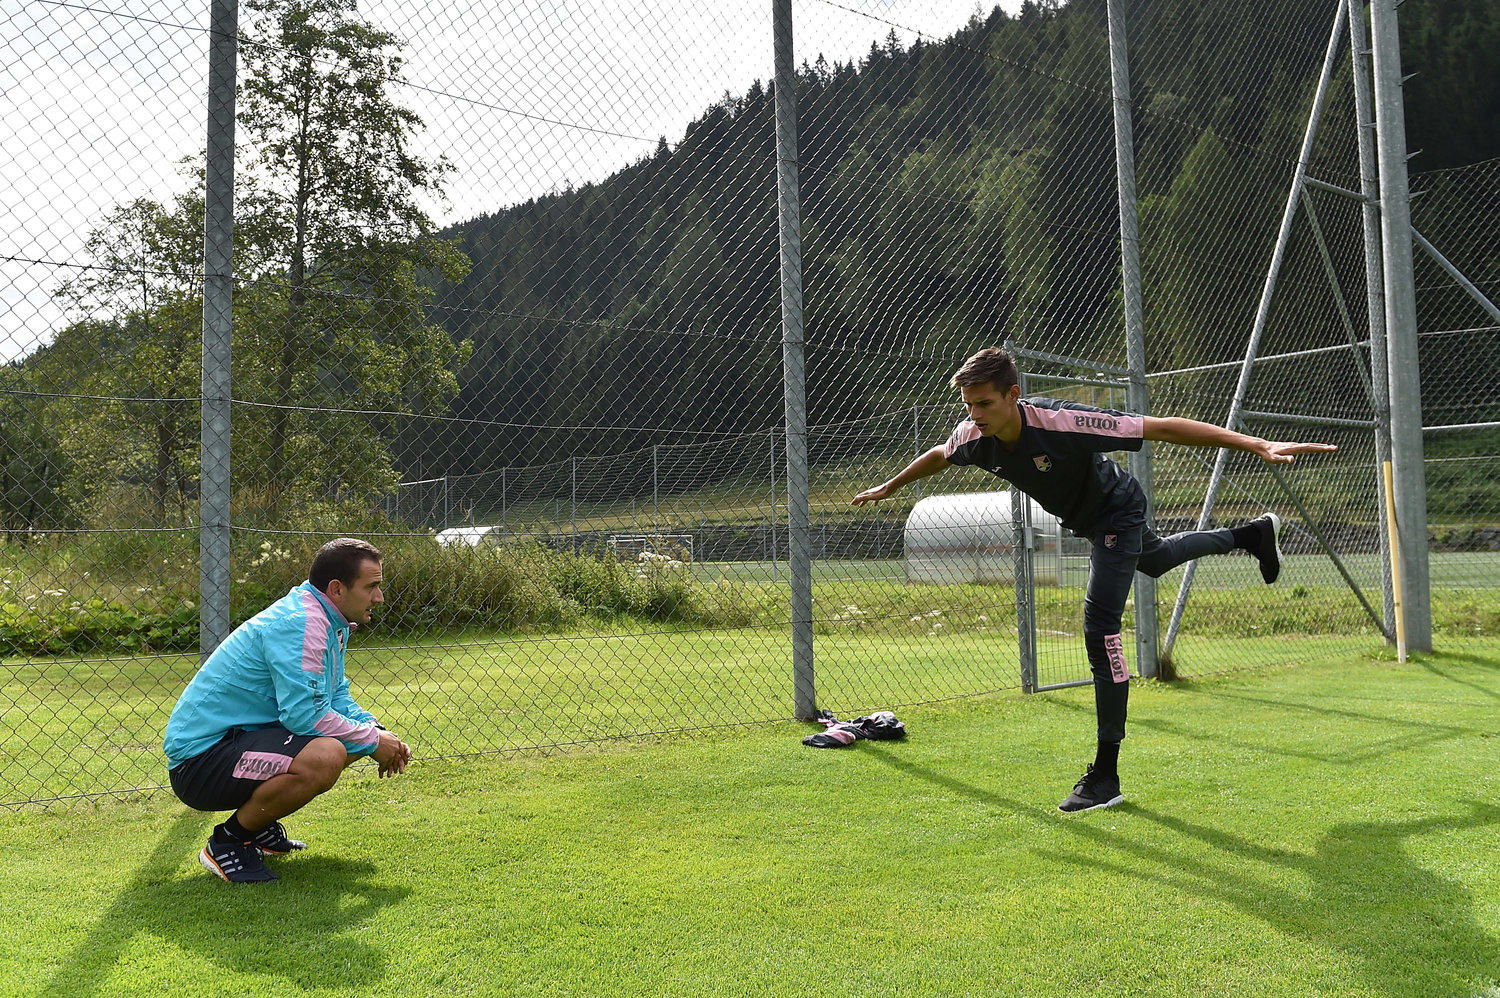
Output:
[{"xmin": 164, "ymin": 581, "xmax": 381, "ymax": 769}]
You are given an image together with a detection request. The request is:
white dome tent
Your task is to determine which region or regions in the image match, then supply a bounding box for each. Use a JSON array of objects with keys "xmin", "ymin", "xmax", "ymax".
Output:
[{"xmin": 903, "ymin": 491, "xmax": 1084, "ymax": 586}]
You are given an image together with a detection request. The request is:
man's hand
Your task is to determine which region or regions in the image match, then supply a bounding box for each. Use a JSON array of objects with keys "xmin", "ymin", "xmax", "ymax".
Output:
[
  {"xmin": 372, "ymin": 728, "xmax": 411, "ymax": 778},
  {"xmin": 852, "ymin": 481, "xmax": 899, "ymax": 505},
  {"xmin": 1254, "ymin": 439, "xmax": 1340, "ymax": 465}
]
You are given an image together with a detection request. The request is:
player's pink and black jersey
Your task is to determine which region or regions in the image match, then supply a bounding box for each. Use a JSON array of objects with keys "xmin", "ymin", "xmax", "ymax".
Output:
[{"xmin": 942, "ymin": 396, "xmax": 1147, "ymax": 534}]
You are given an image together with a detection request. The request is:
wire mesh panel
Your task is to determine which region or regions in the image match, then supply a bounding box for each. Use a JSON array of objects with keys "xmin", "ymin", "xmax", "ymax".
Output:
[
  {"xmin": 2, "ymin": 0, "xmax": 214, "ymax": 803},
  {"xmin": 1125, "ymin": 0, "xmax": 1419, "ymax": 678},
  {"xmin": 3, "ymin": 0, "xmax": 1498, "ymax": 806}
]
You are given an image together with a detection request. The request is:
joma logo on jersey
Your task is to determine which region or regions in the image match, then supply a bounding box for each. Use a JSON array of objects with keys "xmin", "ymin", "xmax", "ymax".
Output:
[{"xmin": 1074, "ymin": 414, "xmax": 1118, "ymax": 431}]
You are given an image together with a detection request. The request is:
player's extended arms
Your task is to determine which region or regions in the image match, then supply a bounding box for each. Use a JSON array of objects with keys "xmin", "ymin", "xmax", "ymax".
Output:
[
  {"xmin": 852, "ymin": 445, "xmax": 950, "ymax": 504},
  {"xmin": 1142, "ymin": 416, "xmax": 1338, "ymax": 465}
]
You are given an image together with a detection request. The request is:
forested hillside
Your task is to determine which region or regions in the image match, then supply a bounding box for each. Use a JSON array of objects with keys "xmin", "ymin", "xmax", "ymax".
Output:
[{"xmin": 417, "ymin": 0, "xmax": 1498, "ymax": 480}]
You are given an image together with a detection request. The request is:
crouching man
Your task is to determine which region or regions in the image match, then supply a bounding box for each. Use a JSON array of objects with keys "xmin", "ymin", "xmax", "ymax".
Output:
[{"xmin": 164, "ymin": 537, "xmax": 411, "ymax": 883}]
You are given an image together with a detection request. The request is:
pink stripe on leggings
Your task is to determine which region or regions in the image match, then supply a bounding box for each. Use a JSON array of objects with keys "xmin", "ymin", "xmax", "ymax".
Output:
[{"xmin": 1103, "ymin": 633, "xmax": 1130, "ymax": 683}]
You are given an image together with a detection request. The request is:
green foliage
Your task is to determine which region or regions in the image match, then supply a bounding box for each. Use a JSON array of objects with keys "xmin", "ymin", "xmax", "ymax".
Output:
[
  {"xmin": 0, "ymin": 368, "xmax": 79, "ymax": 533},
  {"xmin": 371, "ymin": 538, "xmax": 777, "ymax": 633},
  {"xmin": 429, "ymin": 0, "xmax": 1500, "ymax": 472},
  {"xmin": 15, "ymin": 0, "xmax": 475, "ymax": 532},
  {"xmin": 234, "ymin": 0, "xmax": 473, "ymax": 519},
  {"xmin": 0, "ymin": 599, "xmax": 198, "ymax": 657}
]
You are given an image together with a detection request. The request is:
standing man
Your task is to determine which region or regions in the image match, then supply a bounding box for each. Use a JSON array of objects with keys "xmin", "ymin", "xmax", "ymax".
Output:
[
  {"xmin": 165, "ymin": 537, "xmax": 411, "ymax": 882},
  {"xmin": 853, "ymin": 347, "xmax": 1337, "ymax": 812}
]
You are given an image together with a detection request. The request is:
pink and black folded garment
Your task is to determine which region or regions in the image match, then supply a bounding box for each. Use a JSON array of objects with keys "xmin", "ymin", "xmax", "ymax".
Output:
[{"xmin": 802, "ymin": 709, "xmax": 907, "ymax": 748}]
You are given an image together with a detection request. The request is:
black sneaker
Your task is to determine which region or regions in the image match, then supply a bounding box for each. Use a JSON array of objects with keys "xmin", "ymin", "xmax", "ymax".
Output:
[
  {"xmin": 1249, "ymin": 512, "xmax": 1283, "ymax": 584},
  {"xmin": 199, "ymin": 834, "xmax": 278, "ymax": 883},
  {"xmin": 252, "ymin": 820, "xmax": 307, "ymax": 856},
  {"xmin": 1058, "ymin": 764, "xmax": 1124, "ymax": 813}
]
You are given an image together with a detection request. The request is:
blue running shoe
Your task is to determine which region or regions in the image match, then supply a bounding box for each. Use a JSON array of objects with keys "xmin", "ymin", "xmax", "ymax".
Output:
[
  {"xmin": 200, "ymin": 834, "xmax": 277, "ymax": 883},
  {"xmin": 252, "ymin": 820, "xmax": 306, "ymax": 857}
]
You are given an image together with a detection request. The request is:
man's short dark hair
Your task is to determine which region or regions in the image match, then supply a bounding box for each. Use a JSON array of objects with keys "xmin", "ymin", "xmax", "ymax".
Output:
[
  {"xmin": 309, "ymin": 538, "xmax": 382, "ymax": 592},
  {"xmin": 950, "ymin": 347, "xmax": 1020, "ymax": 393}
]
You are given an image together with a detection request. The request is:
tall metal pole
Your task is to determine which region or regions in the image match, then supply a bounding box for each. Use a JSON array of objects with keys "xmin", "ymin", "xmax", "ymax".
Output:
[
  {"xmin": 1347, "ymin": 0, "xmax": 1396, "ymax": 634},
  {"xmin": 1368, "ymin": 0, "xmax": 1431, "ymax": 650},
  {"xmin": 1163, "ymin": 1, "xmax": 1347, "ymax": 658},
  {"xmin": 199, "ymin": 0, "xmax": 237, "ymax": 660},
  {"xmin": 1106, "ymin": 0, "xmax": 1156, "ymax": 679},
  {"xmin": 773, "ymin": 0, "xmax": 815, "ymax": 719},
  {"xmin": 1012, "ymin": 367, "xmax": 1038, "ymax": 692}
]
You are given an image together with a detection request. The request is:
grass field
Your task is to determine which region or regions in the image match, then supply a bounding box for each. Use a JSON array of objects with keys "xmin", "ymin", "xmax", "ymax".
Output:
[{"xmin": 3, "ymin": 642, "xmax": 1498, "ymax": 998}]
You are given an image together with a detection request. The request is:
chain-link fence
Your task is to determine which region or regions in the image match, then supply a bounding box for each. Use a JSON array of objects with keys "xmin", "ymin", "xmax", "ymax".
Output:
[{"xmin": 3, "ymin": 0, "xmax": 1496, "ymax": 806}]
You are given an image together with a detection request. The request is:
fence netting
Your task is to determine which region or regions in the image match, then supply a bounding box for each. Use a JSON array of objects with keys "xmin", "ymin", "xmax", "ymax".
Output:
[{"xmin": 2, "ymin": 0, "xmax": 1495, "ymax": 806}]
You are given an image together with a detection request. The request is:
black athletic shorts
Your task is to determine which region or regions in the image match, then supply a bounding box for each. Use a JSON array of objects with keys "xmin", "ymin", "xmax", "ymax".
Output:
[{"xmin": 169, "ymin": 725, "xmax": 318, "ymax": 812}]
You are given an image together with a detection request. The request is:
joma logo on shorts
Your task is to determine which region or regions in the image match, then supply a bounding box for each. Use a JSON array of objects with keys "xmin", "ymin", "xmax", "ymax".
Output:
[
  {"xmin": 233, "ymin": 751, "xmax": 293, "ymax": 781},
  {"xmin": 1074, "ymin": 414, "xmax": 1117, "ymax": 430}
]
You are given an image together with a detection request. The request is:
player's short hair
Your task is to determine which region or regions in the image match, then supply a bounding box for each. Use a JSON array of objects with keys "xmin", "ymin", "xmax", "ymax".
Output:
[
  {"xmin": 950, "ymin": 347, "xmax": 1019, "ymax": 393},
  {"xmin": 309, "ymin": 538, "xmax": 382, "ymax": 592}
]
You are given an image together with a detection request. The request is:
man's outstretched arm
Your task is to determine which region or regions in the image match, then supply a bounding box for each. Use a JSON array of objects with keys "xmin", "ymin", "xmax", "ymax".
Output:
[
  {"xmin": 852, "ymin": 445, "xmax": 950, "ymax": 504},
  {"xmin": 1142, "ymin": 416, "xmax": 1339, "ymax": 465}
]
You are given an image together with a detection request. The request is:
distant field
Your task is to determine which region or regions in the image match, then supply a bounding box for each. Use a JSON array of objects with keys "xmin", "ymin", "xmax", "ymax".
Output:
[{"xmin": 693, "ymin": 550, "xmax": 1500, "ymax": 589}]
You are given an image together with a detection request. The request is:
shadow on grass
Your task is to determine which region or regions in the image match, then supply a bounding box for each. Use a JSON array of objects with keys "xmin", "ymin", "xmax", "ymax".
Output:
[
  {"xmin": 38, "ymin": 808, "xmax": 410, "ymax": 998},
  {"xmin": 860, "ymin": 743, "xmax": 1042, "ymax": 818},
  {"xmin": 1111, "ymin": 803, "xmax": 1500, "ymax": 998},
  {"xmin": 1418, "ymin": 651, "xmax": 1500, "ymax": 704},
  {"xmin": 1042, "ymin": 683, "xmax": 1489, "ymax": 767},
  {"xmin": 865, "ymin": 746, "xmax": 1498, "ymax": 997}
]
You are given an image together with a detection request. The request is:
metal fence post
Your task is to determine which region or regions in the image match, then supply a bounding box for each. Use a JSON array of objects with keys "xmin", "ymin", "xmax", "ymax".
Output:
[
  {"xmin": 774, "ymin": 0, "xmax": 815, "ymax": 719},
  {"xmin": 1106, "ymin": 0, "xmax": 1157, "ymax": 680},
  {"xmin": 199, "ymin": 0, "xmax": 237, "ymax": 661},
  {"xmin": 1346, "ymin": 0, "xmax": 1396, "ymax": 634},
  {"xmin": 1368, "ymin": 0, "xmax": 1432, "ymax": 651},
  {"xmin": 1012, "ymin": 364, "xmax": 1038, "ymax": 692}
]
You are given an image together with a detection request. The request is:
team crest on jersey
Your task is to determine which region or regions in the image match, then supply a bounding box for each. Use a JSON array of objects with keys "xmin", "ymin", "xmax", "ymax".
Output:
[
  {"xmin": 1033, "ymin": 454, "xmax": 1052, "ymax": 472},
  {"xmin": 1104, "ymin": 534, "xmax": 1117, "ymax": 548}
]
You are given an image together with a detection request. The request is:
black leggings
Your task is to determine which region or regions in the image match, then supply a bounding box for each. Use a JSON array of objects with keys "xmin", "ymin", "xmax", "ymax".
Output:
[{"xmin": 1083, "ymin": 524, "xmax": 1235, "ymax": 743}]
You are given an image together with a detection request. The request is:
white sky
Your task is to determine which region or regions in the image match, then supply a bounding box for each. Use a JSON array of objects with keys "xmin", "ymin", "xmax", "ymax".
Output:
[{"xmin": 1, "ymin": 0, "xmax": 1013, "ymax": 362}]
